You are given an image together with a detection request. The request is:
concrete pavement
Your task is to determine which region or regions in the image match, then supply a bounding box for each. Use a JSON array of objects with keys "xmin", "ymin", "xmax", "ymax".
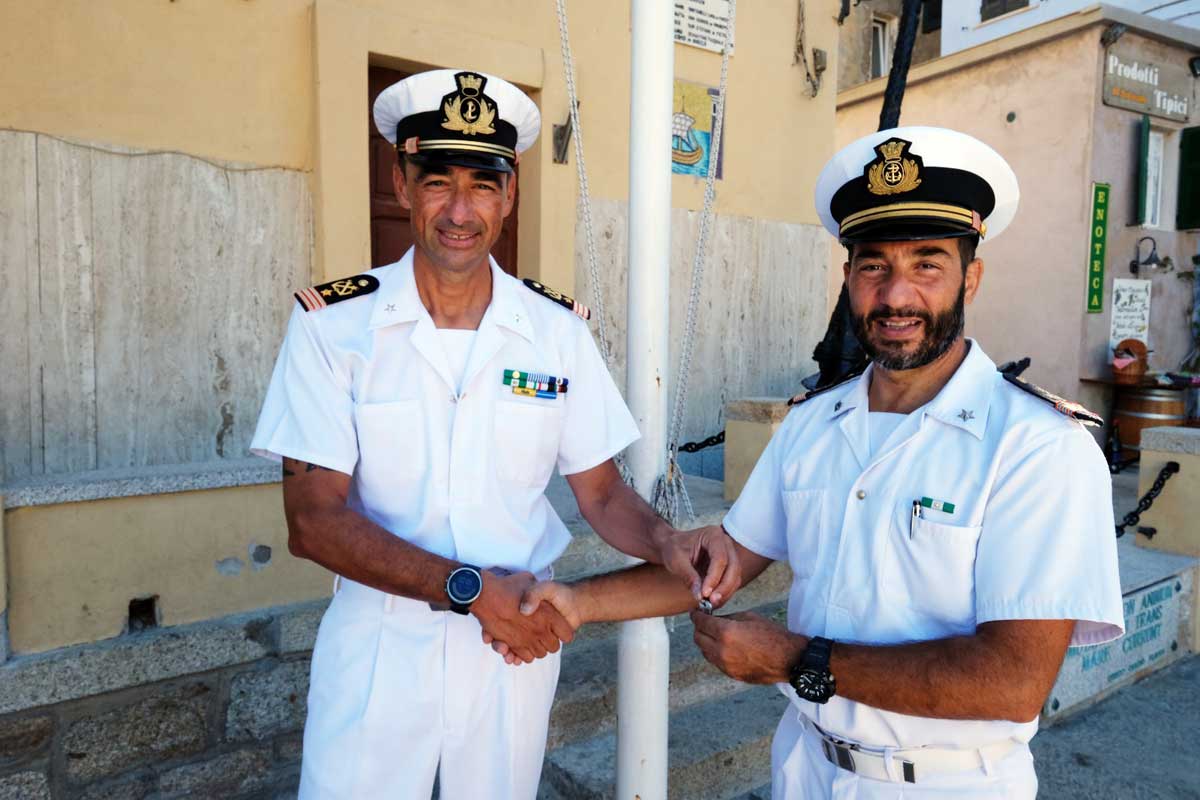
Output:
[{"xmin": 1033, "ymin": 654, "xmax": 1199, "ymax": 798}]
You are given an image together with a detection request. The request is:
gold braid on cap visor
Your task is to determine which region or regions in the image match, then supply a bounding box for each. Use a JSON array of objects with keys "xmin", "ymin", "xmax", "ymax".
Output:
[
  {"xmin": 839, "ymin": 201, "xmax": 986, "ymax": 239},
  {"xmin": 413, "ymin": 139, "xmax": 516, "ymax": 160}
]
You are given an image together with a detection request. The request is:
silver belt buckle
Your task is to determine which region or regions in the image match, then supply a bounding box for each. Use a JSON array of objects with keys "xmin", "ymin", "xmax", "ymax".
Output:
[
  {"xmin": 819, "ymin": 733, "xmax": 917, "ymax": 784},
  {"xmin": 821, "ymin": 739, "xmax": 857, "ymax": 772}
]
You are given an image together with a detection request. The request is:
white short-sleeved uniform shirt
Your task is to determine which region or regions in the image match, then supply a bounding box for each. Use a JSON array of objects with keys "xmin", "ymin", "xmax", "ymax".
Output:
[
  {"xmin": 251, "ymin": 248, "xmax": 639, "ymax": 575},
  {"xmin": 725, "ymin": 340, "xmax": 1124, "ymax": 750}
]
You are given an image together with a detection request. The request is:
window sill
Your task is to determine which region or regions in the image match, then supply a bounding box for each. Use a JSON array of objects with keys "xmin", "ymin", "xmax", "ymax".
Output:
[
  {"xmin": 1, "ymin": 458, "xmax": 280, "ymax": 510},
  {"xmin": 976, "ymin": 5, "xmax": 1036, "ymax": 30}
]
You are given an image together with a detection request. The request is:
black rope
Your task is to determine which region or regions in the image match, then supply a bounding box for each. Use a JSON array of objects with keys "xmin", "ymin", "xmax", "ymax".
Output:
[
  {"xmin": 1116, "ymin": 461, "xmax": 1180, "ymax": 538},
  {"xmin": 878, "ymin": 0, "xmax": 923, "ymax": 130}
]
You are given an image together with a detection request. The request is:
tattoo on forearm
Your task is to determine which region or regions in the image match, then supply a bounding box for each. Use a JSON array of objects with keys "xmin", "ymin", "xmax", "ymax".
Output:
[{"xmin": 282, "ymin": 459, "xmax": 331, "ymax": 478}]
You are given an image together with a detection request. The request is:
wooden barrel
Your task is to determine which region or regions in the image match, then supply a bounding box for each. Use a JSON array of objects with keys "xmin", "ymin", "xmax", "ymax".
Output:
[{"xmin": 1114, "ymin": 387, "xmax": 1187, "ymax": 451}]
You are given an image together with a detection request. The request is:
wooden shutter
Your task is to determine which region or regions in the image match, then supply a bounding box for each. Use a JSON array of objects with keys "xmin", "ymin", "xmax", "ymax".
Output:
[
  {"xmin": 1178, "ymin": 126, "xmax": 1200, "ymax": 230},
  {"xmin": 922, "ymin": 0, "xmax": 942, "ymax": 33},
  {"xmin": 1135, "ymin": 114, "xmax": 1150, "ymax": 226},
  {"xmin": 980, "ymin": 0, "xmax": 1029, "ymax": 22}
]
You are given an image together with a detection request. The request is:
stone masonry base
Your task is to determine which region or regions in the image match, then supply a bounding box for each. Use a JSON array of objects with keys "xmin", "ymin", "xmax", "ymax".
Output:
[{"xmin": 0, "ymin": 601, "xmax": 325, "ymax": 799}]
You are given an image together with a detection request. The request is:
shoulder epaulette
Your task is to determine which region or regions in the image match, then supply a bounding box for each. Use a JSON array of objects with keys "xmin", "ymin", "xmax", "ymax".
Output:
[
  {"xmin": 787, "ymin": 369, "xmax": 865, "ymax": 407},
  {"xmin": 1002, "ymin": 372, "xmax": 1103, "ymax": 427},
  {"xmin": 522, "ymin": 279, "xmax": 591, "ymax": 320},
  {"xmin": 294, "ymin": 274, "xmax": 380, "ymax": 312}
]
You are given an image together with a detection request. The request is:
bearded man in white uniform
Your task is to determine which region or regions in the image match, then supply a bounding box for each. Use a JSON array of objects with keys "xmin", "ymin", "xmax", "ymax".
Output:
[
  {"xmin": 514, "ymin": 127, "xmax": 1125, "ymax": 798},
  {"xmin": 250, "ymin": 69, "xmax": 740, "ymax": 800}
]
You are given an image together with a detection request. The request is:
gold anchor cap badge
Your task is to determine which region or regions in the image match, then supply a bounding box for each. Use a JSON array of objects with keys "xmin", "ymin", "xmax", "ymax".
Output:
[
  {"xmin": 442, "ymin": 72, "xmax": 497, "ymax": 136},
  {"xmin": 867, "ymin": 138, "xmax": 923, "ymax": 196}
]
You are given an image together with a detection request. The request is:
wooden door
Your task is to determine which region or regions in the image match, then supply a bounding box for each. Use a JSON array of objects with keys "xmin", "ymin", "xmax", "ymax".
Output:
[{"xmin": 368, "ymin": 66, "xmax": 519, "ymax": 275}]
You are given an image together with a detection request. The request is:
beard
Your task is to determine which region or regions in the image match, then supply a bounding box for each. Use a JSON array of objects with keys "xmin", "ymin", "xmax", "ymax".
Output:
[{"xmin": 851, "ymin": 282, "xmax": 966, "ymax": 371}]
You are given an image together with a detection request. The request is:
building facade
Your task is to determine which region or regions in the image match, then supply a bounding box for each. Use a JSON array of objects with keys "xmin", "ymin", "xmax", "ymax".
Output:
[
  {"xmin": 0, "ymin": 1, "xmax": 841, "ymax": 796},
  {"xmin": 941, "ymin": 0, "xmax": 1200, "ymax": 56}
]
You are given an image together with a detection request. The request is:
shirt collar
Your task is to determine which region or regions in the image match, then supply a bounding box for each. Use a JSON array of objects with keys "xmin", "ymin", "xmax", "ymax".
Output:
[
  {"xmin": 825, "ymin": 339, "xmax": 995, "ymax": 439},
  {"xmin": 368, "ymin": 247, "xmax": 535, "ymax": 342},
  {"xmin": 923, "ymin": 339, "xmax": 994, "ymax": 439}
]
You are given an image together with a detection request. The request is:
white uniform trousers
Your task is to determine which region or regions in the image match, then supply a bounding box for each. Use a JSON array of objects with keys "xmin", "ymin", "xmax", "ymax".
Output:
[
  {"xmin": 771, "ymin": 711, "xmax": 1039, "ymax": 799},
  {"xmin": 299, "ymin": 580, "xmax": 561, "ymax": 800}
]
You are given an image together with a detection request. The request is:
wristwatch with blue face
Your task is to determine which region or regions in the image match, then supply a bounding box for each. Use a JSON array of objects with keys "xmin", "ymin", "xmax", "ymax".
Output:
[
  {"xmin": 445, "ymin": 565, "xmax": 484, "ymax": 615},
  {"xmin": 789, "ymin": 636, "xmax": 837, "ymax": 704}
]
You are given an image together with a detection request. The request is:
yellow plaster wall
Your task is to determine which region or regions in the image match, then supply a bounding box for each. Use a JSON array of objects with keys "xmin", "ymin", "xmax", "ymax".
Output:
[
  {"xmin": 0, "ymin": 0, "xmax": 838, "ymax": 290},
  {"xmin": 4, "ymin": 484, "xmax": 329, "ymax": 655},
  {"xmin": 0, "ymin": 0, "xmax": 316, "ymax": 171},
  {"xmin": 0, "ymin": 1, "xmax": 841, "ymax": 655}
]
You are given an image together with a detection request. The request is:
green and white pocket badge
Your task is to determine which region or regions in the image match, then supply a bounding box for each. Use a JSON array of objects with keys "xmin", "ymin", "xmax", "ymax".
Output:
[{"xmin": 919, "ymin": 496, "xmax": 955, "ymax": 514}]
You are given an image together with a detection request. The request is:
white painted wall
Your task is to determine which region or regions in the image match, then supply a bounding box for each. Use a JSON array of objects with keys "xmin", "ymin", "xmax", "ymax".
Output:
[{"xmin": 941, "ymin": 1, "xmax": 1200, "ymax": 56}]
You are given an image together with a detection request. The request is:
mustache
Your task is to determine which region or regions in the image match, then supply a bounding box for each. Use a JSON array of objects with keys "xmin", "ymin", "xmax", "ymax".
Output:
[
  {"xmin": 865, "ymin": 306, "xmax": 933, "ymax": 325},
  {"xmin": 435, "ymin": 221, "xmax": 482, "ymax": 234}
]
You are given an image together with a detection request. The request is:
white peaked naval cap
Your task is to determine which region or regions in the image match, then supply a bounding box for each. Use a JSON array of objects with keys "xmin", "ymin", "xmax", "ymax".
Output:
[
  {"xmin": 815, "ymin": 126, "xmax": 1019, "ymax": 244},
  {"xmin": 373, "ymin": 68, "xmax": 541, "ymax": 174}
]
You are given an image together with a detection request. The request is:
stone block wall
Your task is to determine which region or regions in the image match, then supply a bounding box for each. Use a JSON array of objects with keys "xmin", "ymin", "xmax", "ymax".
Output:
[{"xmin": 0, "ymin": 601, "xmax": 325, "ymax": 799}]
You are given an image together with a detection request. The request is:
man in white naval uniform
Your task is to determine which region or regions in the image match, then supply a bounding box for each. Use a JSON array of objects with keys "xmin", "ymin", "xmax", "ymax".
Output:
[
  {"xmin": 250, "ymin": 69, "xmax": 740, "ymax": 800},
  {"xmin": 515, "ymin": 127, "xmax": 1125, "ymax": 798}
]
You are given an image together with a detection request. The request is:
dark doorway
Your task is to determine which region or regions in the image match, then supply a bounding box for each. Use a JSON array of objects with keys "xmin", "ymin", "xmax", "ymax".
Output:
[{"xmin": 368, "ymin": 66, "xmax": 520, "ymax": 275}]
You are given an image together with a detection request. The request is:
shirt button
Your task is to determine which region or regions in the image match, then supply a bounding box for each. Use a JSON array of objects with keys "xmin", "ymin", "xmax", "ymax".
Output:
[{"xmin": 856, "ymin": 489, "xmax": 867, "ymax": 500}]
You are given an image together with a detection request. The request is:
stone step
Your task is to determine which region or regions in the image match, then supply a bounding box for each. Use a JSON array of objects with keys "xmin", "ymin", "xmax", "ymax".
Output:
[
  {"xmin": 548, "ymin": 597, "xmax": 788, "ymax": 750},
  {"xmin": 541, "ymin": 684, "xmax": 788, "ymax": 800}
]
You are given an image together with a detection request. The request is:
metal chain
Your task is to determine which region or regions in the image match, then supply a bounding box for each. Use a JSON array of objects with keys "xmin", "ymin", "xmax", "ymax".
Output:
[
  {"xmin": 655, "ymin": 0, "xmax": 736, "ymax": 526},
  {"xmin": 1115, "ymin": 461, "xmax": 1180, "ymax": 538},
  {"xmin": 678, "ymin": 430, "xmax": 726, "ymax": 453},
  {"xmin": 793, "ymin": 0, "xmax": 821, "ymax": 97}
]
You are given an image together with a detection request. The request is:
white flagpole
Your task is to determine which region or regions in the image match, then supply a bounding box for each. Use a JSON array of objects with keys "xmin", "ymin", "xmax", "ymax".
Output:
[{"xmin": 617, "ymin": 0, "xmax": 673, "ymax": 797}]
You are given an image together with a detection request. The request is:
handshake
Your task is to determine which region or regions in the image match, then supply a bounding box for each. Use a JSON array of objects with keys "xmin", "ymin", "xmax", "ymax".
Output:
[{"xmin": 472, "ymin": 525, "xmax": 744, "ymax": 665}]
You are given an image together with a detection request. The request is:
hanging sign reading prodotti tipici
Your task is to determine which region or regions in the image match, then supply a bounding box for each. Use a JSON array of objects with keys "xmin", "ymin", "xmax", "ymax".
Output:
[{"xmin": 1103, "ymin": 45, "xmax": 1193, "ymax": 123}]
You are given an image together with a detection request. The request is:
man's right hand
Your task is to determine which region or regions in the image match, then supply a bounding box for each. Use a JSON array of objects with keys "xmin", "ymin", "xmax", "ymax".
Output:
[
  {"xmin": 471, "ymin": 571, "xmax": 575, "ymax": 664},
  {"xmin": 483, "ymin": 580, "xmax": 585, "ymax": 665}
]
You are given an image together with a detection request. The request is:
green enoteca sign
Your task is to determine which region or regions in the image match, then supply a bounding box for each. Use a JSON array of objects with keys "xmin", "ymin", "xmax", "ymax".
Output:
[{"xmin": 1086, "ymin": 183, "xmax": 1110, "ymax": 314}]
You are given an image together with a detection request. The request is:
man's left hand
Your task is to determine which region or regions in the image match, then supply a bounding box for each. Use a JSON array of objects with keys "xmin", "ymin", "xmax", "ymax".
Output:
[
  {"xmin": 661, "ymin": 525, "xmax": 742, "ymax": 607},
  {"xmin": 690, "ymin": 609, "xmax": 806, "ymax": 685}
]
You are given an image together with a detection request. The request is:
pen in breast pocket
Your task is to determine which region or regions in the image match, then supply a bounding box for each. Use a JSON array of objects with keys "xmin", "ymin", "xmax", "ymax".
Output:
[{"xmin": 910, "ymin": 500, "xmax": 921, "ymax": 539}]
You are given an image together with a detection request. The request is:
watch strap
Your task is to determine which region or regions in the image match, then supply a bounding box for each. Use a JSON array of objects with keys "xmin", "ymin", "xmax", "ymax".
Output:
[{"xmin": 802, "ymin": 636, "xmax": 834, "ymax": 670}]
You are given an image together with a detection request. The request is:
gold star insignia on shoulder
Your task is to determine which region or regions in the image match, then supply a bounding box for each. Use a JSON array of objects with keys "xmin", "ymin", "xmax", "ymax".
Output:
[
  {"xmin": 295, "ymin": 273, "xmax": 380, "ymax": 312},
  {"xmin": 522, "ymin": 279, "xmax": 591, "ymax": 320}
]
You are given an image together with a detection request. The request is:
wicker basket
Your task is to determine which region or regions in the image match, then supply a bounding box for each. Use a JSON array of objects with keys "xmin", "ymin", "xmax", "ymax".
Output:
[{"xmin": 1111, "ymin": 338, "xmax": 1148, "ymax": 385}]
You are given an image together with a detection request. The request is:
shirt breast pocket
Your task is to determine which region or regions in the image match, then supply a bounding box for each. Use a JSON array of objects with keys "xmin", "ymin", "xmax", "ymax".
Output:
[
  {"xmin": 494, "ymin": 399, "xmax": 564, "ymax": 488},
  {"xmin": 353, "ymin": 400, "xmax": 425, "ymax": 484},
  {"xmin": 782, "ymin": 488, "xmax": 825, "ymax": 580},
  {"xmin": 891, "ymin": 512, "xmax": 983, "ymax": 630}
]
